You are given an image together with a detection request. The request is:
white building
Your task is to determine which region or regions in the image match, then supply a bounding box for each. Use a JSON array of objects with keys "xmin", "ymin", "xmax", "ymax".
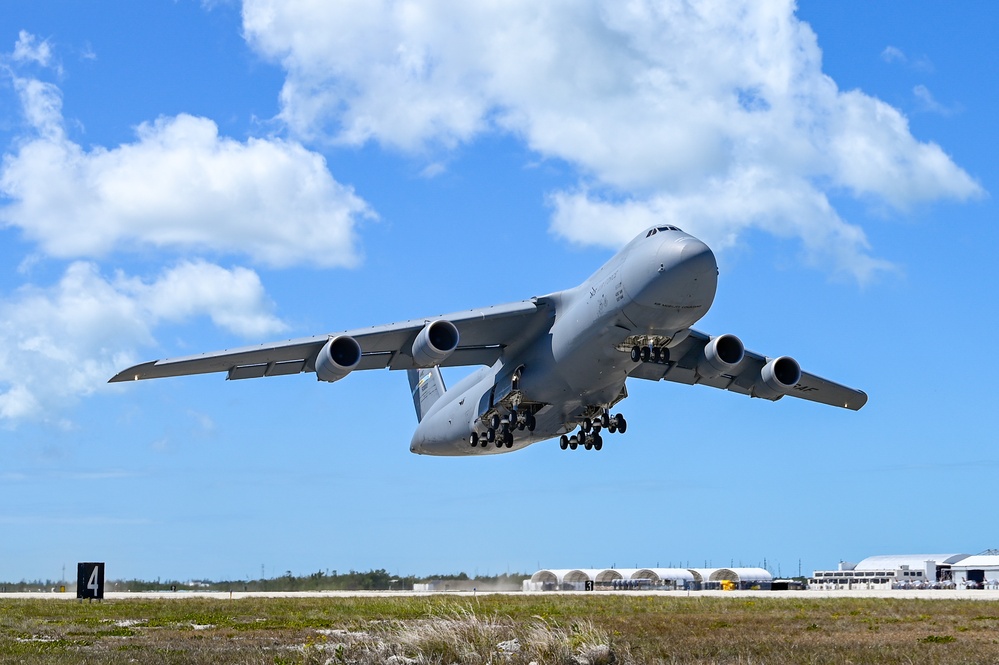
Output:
[
  {"xmin": 810, "ymin": 553, "xmax": 969, "ymax": 589},
  {"xmin": 947, "ymin": 552, "xmax": 999, "ymax": 588}
]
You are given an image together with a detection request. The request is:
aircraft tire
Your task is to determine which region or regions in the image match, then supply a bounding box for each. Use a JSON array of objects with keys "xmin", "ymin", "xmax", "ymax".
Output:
[
  {"xmin": 486, "ymin": 428, "xmax": 496, "ymax": 443},
  {"xmin": 583, "ymin": 417, "xmax": 592, "ymax": 433},
  {"xmin": 569, "ymin": 436, "xmax": 578, "ymax": 450},
  {"xmin": 490, "ymin": 414, "xmax": 500, "ymax": 429},
  {"xmin": 469, "ymin": 433, "xmax": 478, "ymax": 447},
  {"xmin": 584, "ymin": 440, "xmax": 593, "ymax": 451},
  {"xmin": 630, "ymin": 346, "xmax": 641, "ymax": 362},
  {"xmin": 527, "ymin": 414, "xmax": 536, "ymax": 431},
  {"xmin": 509, "ymin": 410, "xmax": 518, "ymax": 427},
  {"xmin": 659, "ymin": 347, "xmax": 670, "ymax": 364},
  {"xmin": 640, "ymin": 347, "xmax": 651, "ymax": 362},
  {"xmin": 601, "ymin": 412, "xmax": 611, "ymax": 428},
  {"xmin": 559, "ymin": 435, "xmax": 569, "ymax": 450},
  {"xmin": 505, "ymin": 433, "xmax": 514, "ymax": 448},
  {"xmin": 615, "ymin": 414, "xmax": 627, "ymax": 433},
  {"xmin": 593, "ymin": 434, "xmax": 603, "ymax": 451}
]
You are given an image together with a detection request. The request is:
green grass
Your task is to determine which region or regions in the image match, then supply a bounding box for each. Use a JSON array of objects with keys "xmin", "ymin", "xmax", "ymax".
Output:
[{"xmin": 2, "ymin": 594, "xmax": 998, "ymax": 663}]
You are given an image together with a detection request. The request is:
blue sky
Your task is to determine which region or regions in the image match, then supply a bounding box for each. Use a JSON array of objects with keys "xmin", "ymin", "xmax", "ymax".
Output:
[{"xmin": 0, "ymin": 0, "xmax": 994, "ymax": 583}]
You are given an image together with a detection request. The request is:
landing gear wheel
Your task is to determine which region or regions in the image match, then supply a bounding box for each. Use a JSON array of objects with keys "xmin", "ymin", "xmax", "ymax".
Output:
[
  {"xmin": 509, "ymin": 410, "xmax": 519, "ymax": 428},
  {"xmin": 517, "ymin": 421, "xmax": 526, "ymax": 431},
  {"xmin": 495, "ymin": 436, "xmax": 504, "ymax": 448},
  {"xmin": 486, "ymin": 428, "xmax": 496, "ymax": 443},
  {"xmin": 652, "ymin": 347, "xmax": 661, "ymax": 363},
  {"xmin": 490, "ymin": 414, "xmax": 501, "ymax": 429},
  {"xmin": 578, "ymin": 430, "xmax": 587, "ymax": 446},
  {"xmin": 600, "ymin": 412, "xmax": 611, "ymax": 428},
  {"xmin": 526, "ymin": 414, "xmax": 537, "ymax": 432},
  {"xmin": 615, "ymin": 413, "xmax": 627, "ymax": 434},
  {"xmin": 559, "ymin": 435, "xmax": 569, "ymax": 450},
  {"xmin": 584, "ymin": 439, "xmax": 593, "ymax": 451},
  {"xmin": 582, "ymin": 418, "xmax": 592, "ymax": 433},
  {"xmin": 569, "ymin": 435, "xmax": 578, "ymax": 450},
  {"xmin": 469, "ymin": 432, "xmax": 479, "ymax": 447},
  {"xmin": 593, "ymin": 433, "xmax": 603, "ymax": 451},
  {"xmin": 659, "ymin": 347, "xmax": 670, "ymax": 364},
  {"xmin": 504, "ymin": 431, "xmax": 514, "ymax": 448},
  {"xmin": 608, "ymin": 423, "xmax": 617, "ymax": 434},
  {"xmin": 630, "ymin": 346, "xmax": 641, "ymax": 362},
  {"xmin": 640, "ymin": 346, "xmax": 651, "ymax": 362}
]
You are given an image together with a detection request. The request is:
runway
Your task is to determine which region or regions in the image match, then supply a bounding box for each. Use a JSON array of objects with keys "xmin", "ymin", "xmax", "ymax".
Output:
[{"xmin": 6, "ymin": 589, "xmax": 999, "ymax": 601}]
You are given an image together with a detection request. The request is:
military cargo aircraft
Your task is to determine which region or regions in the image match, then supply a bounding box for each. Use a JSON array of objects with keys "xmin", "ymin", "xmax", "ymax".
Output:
[{"xmin": 111, "ymin": 225, "xmax": 866, "ymax": 455}]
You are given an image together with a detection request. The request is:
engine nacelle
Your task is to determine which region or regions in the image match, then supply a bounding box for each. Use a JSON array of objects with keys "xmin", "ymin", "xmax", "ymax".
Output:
[
  {"xmin": 412, "ymin": 320, "xmax": 460, "ymax": 367},
  {"xmin": 697, "ymin": 334, "xmax": 745, "ymax": 378},
  {"xmin": 315, "ymin": 335, "xmax": 362, "ymax": 382},
  {"xmin": 754, "ymin": 356, "xmax": 801, "ymax": 400}
]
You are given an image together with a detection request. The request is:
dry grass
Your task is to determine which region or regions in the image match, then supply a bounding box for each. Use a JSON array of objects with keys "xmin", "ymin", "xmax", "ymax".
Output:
[{"xmin": 2, "ymin": 594, "xmax": 998, "ymax": 663}]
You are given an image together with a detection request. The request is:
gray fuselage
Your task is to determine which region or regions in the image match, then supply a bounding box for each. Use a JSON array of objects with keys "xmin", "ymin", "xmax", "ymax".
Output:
[{"xmin": 409, "ymin": 226, "xmax": 717, "ymax": 455}]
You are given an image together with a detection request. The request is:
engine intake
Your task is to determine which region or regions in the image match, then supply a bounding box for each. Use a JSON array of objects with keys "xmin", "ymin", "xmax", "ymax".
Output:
[
  {"xmin": 754, "ymin": 356, "xmax": 801, "ymax": 400},
  {"xmin": 412, "ymin": 320, "xmax": 460, "ymax": 367},
  {"xmin": 697, "ymin": 334, "xmax": 745, "ymax": 378},
  {"xmin": 315, "ymin": 335, "xmax": 362, "ymax": 382}
]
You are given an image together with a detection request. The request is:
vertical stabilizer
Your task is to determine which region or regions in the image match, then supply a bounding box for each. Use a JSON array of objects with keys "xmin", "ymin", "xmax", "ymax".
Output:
[{"xmin": 407, "ymin": 367, "xmax": 446, "ymax": 422}]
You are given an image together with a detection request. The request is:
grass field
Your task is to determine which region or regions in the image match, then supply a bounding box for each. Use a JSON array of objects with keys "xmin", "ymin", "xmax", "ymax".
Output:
[{"xmin": 2, "ymin": 594, "xmax": 999, "ymax": 663}]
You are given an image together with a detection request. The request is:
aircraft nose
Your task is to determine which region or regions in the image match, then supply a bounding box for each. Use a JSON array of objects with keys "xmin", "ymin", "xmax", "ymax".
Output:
[
  {"xmin": 678, "ymin": 237, "xmax": 716, "ymax": 276},
  {"xmin": 644, "ymin": 235, "xmax": 718, "ymax": 312}
]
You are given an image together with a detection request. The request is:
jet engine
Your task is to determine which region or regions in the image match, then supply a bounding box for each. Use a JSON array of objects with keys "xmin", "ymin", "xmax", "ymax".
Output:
[
  {"xmin": 315, "ymin": 335, "xmax": 362, "ymax": 382},
  {"xmin": 753, "ymin": 356, "xmax": 801, "ymax": 400},
  {"xmin": 412, "ymin": 320, "xmax": 460, "ymax": 367},
  {"xmin": 697, "ymin": 334, "xmax": 745, "ymax": 378}
]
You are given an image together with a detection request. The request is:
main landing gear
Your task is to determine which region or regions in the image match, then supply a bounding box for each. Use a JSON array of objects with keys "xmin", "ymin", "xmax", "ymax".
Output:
[
  {"xmin": 630, "ymin": 344, "xmax": 670, "ymax": 364},
  {"xmin": 558, "ymin": 411, "xmax": 627, "ymax": 452},
  {"xmin": 468, "ymin": 409, "xmax": 537, "ymax": 450}
]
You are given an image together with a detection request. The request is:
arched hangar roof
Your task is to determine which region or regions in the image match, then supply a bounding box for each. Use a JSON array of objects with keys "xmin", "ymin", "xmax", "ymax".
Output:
[
  {"xmin": 530, "ymin": 570, "xmax": 560, "ymax": 585},
  {"xmin": 949, "ymin": 555, "xmax": 999, "ymax": 570},
  {"xmin": 854, "ymin": 554, "xmax": 969, "ymax": 570},
  {"xmin": 634, "ymin": 568, "xmax": 695, "ymax": 583},
  {"xmin": 708, "ymin": 568, "xmax": 772, "ymax": 583}
]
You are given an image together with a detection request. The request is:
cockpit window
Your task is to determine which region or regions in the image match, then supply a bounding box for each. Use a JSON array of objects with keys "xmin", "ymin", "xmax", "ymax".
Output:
[{"xmin": 646, "ymin": 225, "xmax": 682, "ymax": 238}]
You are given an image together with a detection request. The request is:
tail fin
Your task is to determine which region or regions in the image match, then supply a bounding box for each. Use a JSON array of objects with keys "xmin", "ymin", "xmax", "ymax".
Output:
[{"xmin": 407, "ymin": 367, "xmax": 446, "ymax": 422}]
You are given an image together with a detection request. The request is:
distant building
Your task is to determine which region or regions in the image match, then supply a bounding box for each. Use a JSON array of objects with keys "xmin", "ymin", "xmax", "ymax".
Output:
[
  {"xmin": 523, "ymin": 567, "xmax": 772, "ymax": 591},
  {"xmin": 948, "ymin": 551, "xmax": 999, "ymax": 588},
  {"xmin": 809, "ymin": 553, "xmax": 969, "ymax": 589}
]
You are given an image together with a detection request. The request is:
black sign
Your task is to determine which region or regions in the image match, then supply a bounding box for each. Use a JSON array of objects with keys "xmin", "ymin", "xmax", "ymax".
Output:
[
  {"xmin": 76, "ymin": 562, "xmax": 105, "ymax": 600},
  {"xmin": 585, "ymin": 580, "xmax": 594, "ymax": 591}
]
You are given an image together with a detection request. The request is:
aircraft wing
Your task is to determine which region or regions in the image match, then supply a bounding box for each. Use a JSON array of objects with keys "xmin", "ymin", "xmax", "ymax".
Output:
[
  {"xmin": 629, "ymin": 329, "xmax": 867, "ymax": 410},
  {"xmin": 109, "ymin": 298, "xmax": 551, "ymax": 383}
]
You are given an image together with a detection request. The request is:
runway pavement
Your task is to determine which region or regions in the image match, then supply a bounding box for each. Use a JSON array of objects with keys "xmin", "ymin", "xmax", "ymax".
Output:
[{"xmin": 5, "ymin": 589, "xmax": 999, "ymax": 601}]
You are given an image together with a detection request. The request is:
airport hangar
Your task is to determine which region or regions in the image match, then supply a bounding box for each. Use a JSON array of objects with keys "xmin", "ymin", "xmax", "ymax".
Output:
[
  {"xmin": 524, "ymin": 567, "xmax": 773, "ymax": 591},
  {"xmin": 810, "ymin": 551, "xmax": 999, "ymax": 589}
]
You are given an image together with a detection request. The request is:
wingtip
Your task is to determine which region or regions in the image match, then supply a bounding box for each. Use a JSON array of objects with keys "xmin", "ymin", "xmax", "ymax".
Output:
[{"xmin": 108, "ymin": 361, "xmax": 159, "ymax": 383}]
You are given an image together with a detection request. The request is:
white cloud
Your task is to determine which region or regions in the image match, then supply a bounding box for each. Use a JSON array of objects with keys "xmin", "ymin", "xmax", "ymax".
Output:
[
  {"xmin": 1, "ymin": 75, "xmax": 374, "ymax": 269},
  {"xmin": 12, "ymin": 30, "xmax": 57, "ymax": 69},
  {"xmin": 881, "ymin": 46, "xmax": 907, "ymax": 64},
  {"xmin": 912, "ymin": 84, "xmax": 957, "ymax": 117},
  {"xmin": 0, "ymin": 261, "xmax": 285, "ymax": 423},
  {"xmin": 242, "ymin": 0, "xmax": 984, "ymax": 281}
]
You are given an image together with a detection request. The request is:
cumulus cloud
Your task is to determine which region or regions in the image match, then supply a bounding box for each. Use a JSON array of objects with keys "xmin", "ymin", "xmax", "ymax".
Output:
[
  {"xmin": 243, "ymin": 0, "xmax": 983, "ymax": 282},
  {"xmin": 1, "ymin": 73, "xmax": 374, "ymax": 269},
  {"xmin": 0, "ymin": 261, "xmax": 285, "ymax": 423}
]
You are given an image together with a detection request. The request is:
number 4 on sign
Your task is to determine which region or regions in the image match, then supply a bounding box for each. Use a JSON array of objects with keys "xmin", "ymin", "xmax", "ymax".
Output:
[{"xmin": 87, "ymin": 567, "xmax": 100, "ymax": 594}]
